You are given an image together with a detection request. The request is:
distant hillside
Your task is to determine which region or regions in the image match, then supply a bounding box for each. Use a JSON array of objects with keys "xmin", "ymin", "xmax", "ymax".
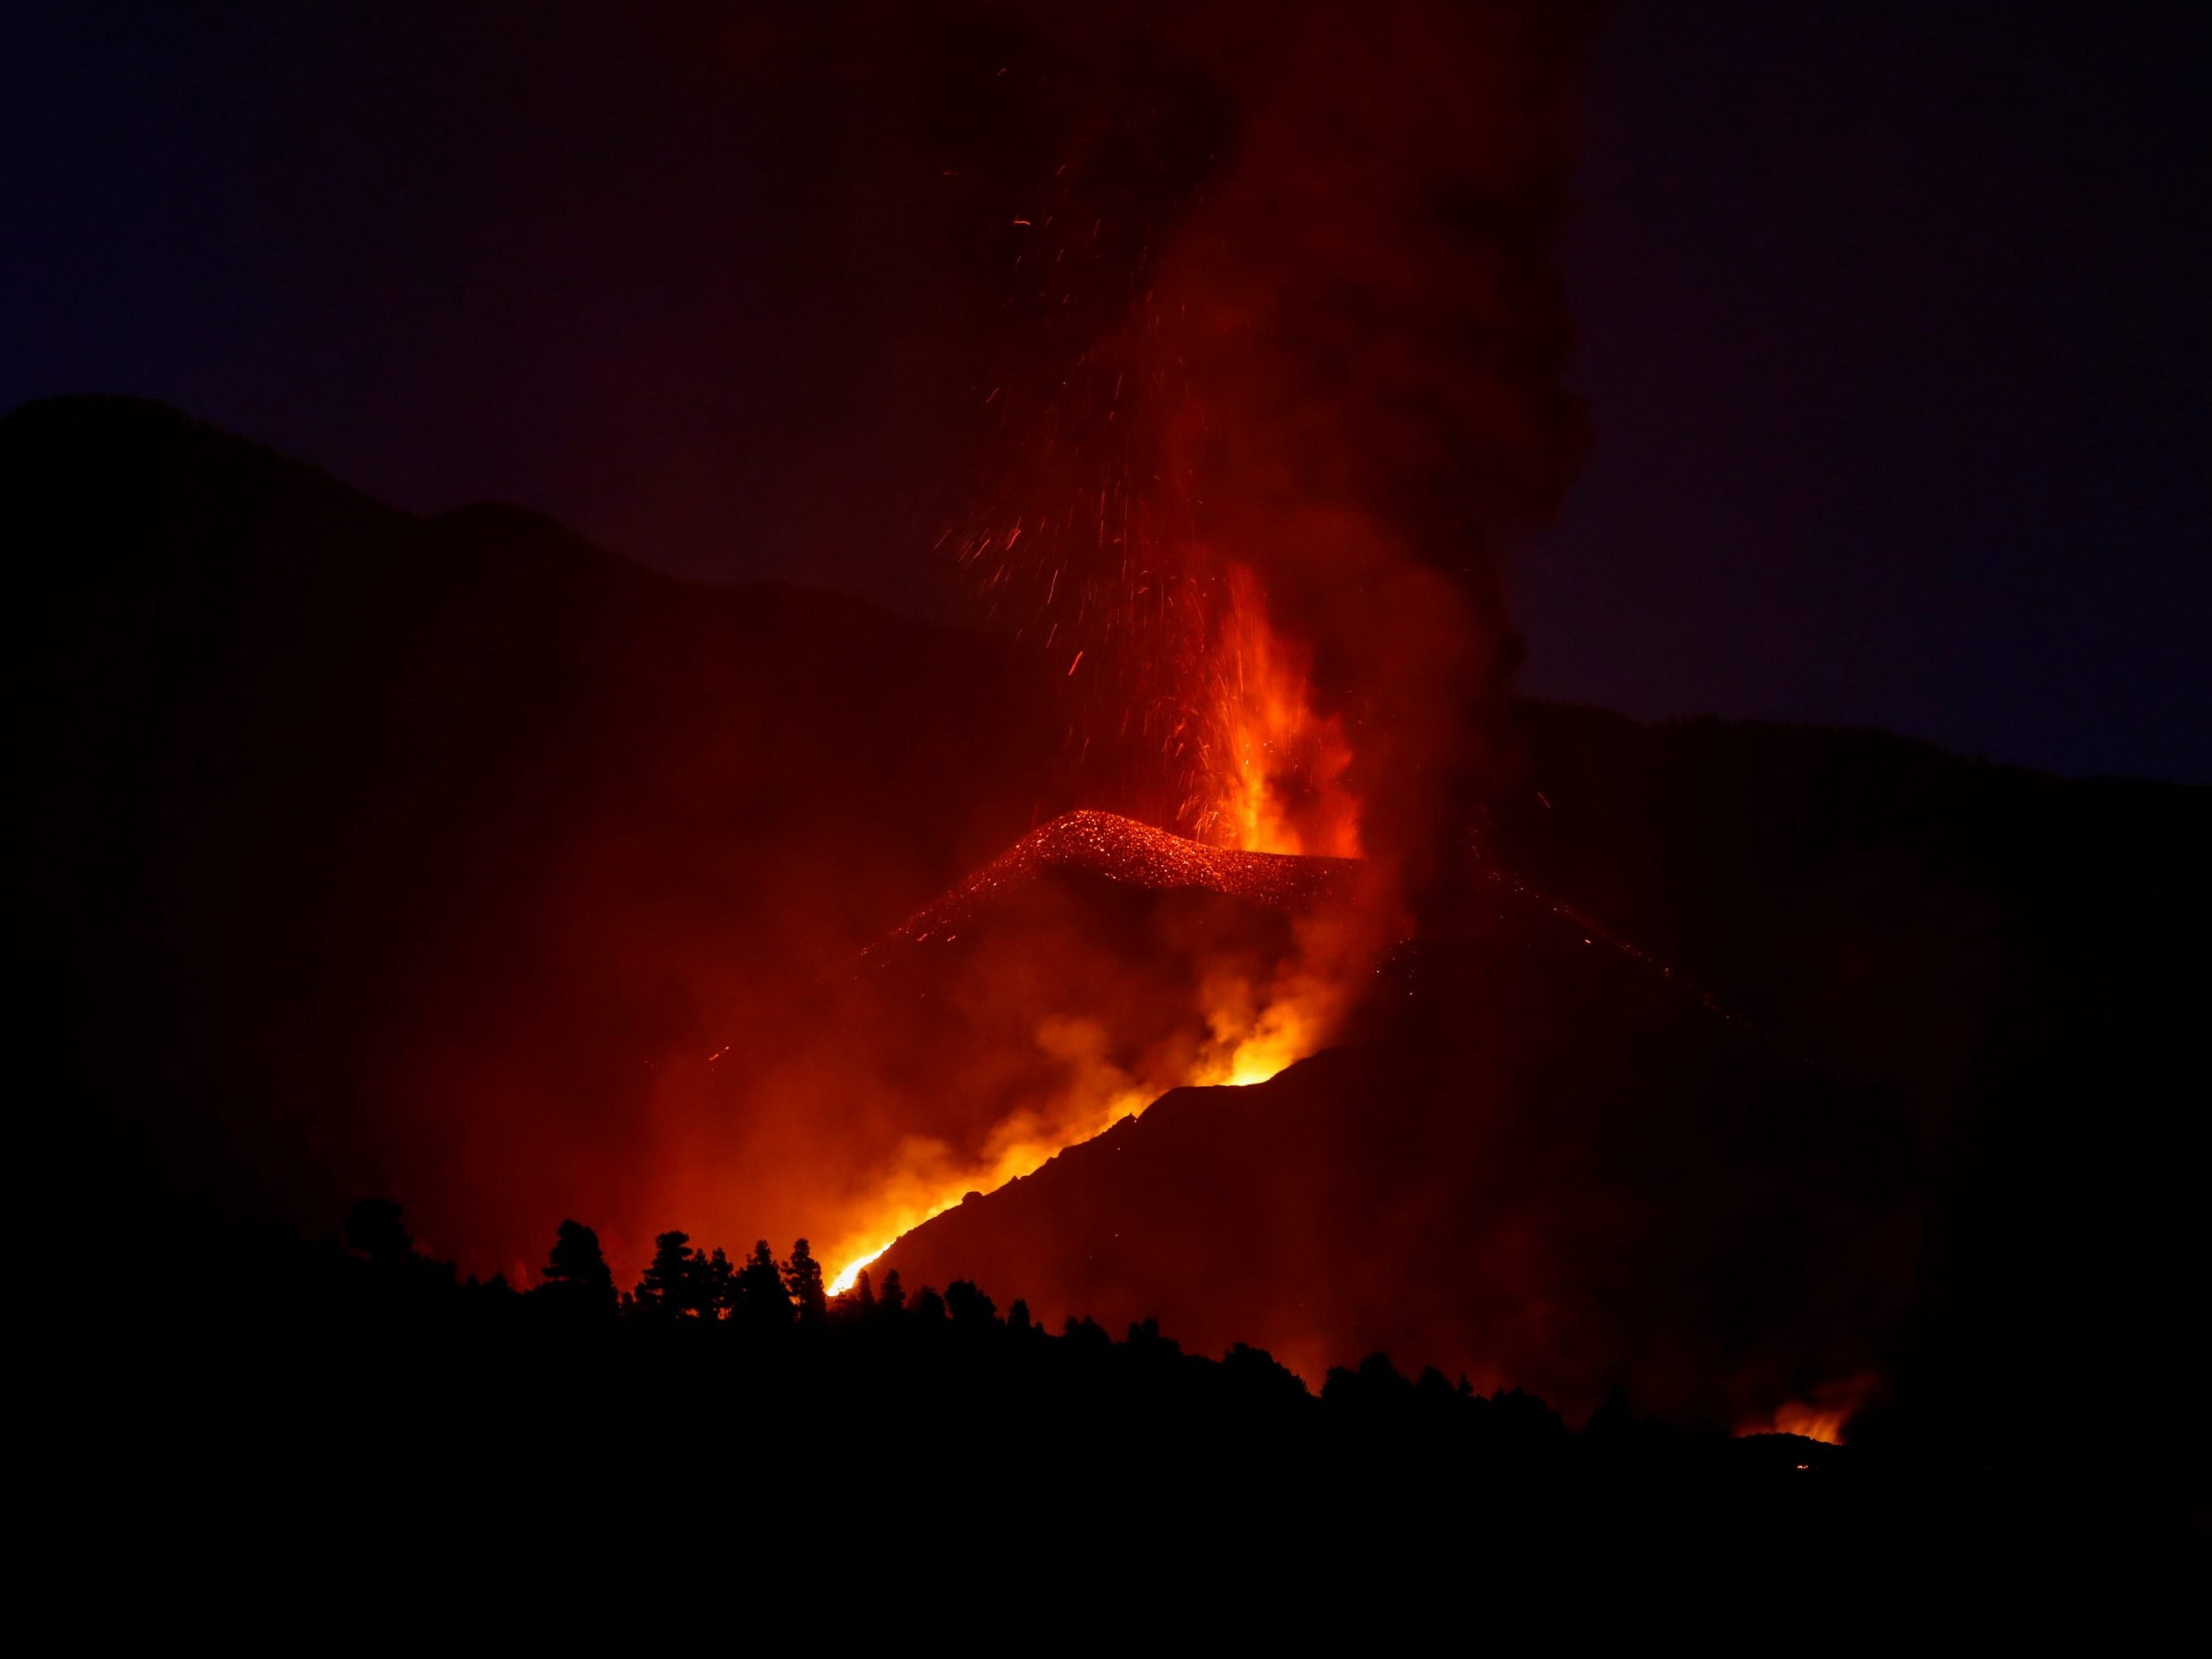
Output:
[
  {"xmin": 1491, "ymin": 700, "xmax": 2206, "ymax": 1457},
  {"xmin": 11, "ymin": 396, "xmax": 1077, "ymax": 1264},
  {"xmin": 886, "ymin": 698, "xmax": 2206, "ymax": 1459}
]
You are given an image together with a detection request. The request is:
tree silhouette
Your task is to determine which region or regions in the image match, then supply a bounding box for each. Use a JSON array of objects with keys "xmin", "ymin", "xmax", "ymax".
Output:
[
  {"xmin": 783, "ymin": 1239, "xmax": 828, "ymax": 1325},
  {"xmin": 1414, "ymin": 1365, "xmax": 1459, "ymax": 1407},
  {"xmin": 637, "ymin": 1230, "xmax": 699, "ymax": 1317},
  {"xmin": 878, "ymin": 1268, "xmax": 906, "ymax": 1316},
  {"xmin": 1223, "ymin": 1343, "xmax": 1307, "ymax": 1404},
  {"xmin": 537, "ymin": 1219, "xmax": 615, "ymax": 1314},
  {"xmin": 733, "ymin": 1240, "xmax": 791, "ymax": 1328},
  {"xmin": 946, "ymin": 1279, "xmax": 996, "ymax": 1328},
  {"xmin": 344, "ymin": 1198, "xmax": 413, "ymax": 1266},
  {"xmin": 1324, "ymin": 1351, "xmax": 1414, "ymax": 1411},
  {"xmin": 111, "ymin": 1194, "xmax": 1951, "ymax": 1541},
  {"xmin": 1126, "ymin": 1315, "xmax": 1179, "ymax": 1355},
  {"xmin": 854, "ymin": 1268, "xmax": 876, "ymax": 1314},
  {"xmin": 703, "ymin": 1246, "xmax": 734, "ymax": 1318}
]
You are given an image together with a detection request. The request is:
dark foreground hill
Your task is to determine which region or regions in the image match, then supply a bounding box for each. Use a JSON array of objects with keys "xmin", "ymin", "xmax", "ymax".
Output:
[{"xmin": 69, "ymin": 1205, "xmax": 2190, "ymax": 1595}]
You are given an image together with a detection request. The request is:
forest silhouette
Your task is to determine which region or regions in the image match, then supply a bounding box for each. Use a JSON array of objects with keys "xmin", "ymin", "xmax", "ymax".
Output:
[{"xmin": 96, "ymin": 1193, "xmax": 2181, "ymax": 1574}]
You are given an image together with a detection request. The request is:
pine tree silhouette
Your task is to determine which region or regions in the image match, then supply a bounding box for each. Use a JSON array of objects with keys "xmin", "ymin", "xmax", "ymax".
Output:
[
  {"xmin": 638, "ymin": 1230, "xmax": 699, "ymax": 1317},
  {"xmin": 783, "ymin": 1238, "xmax": 827, "ymax": 1325},
  {"xmin": 537, "ymin": 1219, "xmax": 615, "ymax": 1315},
  {"xmin": 703, "ymin": 1246, "xmax": 734, "ymax": 1319},
  {"xmin": 733, "ymin": 1239, "xmax": 791, "ymax": 1328},
  {"xmin": 344, "ymin": 1198, "xmax": 414, "ymax": 1266},
  {"xmin": 946, "ymin": 1279, "xmax": 997, "ymax": 1327}
]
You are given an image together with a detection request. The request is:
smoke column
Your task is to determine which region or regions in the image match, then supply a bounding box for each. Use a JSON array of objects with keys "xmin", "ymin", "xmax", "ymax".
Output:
[{"xmin": 905, "ymin": 0, "xmax": 1598, "ymax": 878}]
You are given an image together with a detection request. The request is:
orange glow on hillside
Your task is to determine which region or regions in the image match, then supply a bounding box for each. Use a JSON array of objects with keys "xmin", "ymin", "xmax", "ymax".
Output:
[
  {"xmin": 1739, "ymin": 1373, "xmax": 1878, "ymax": 1446},
  {"xmin": 1770, "ymin": 1402, "xmax": 1850, "ymax": 1446},
  {"xmin": 823, "ymin": 974, "xmax": 1333, "ymax": 1297},
  {"xmin": 822, "ymin": 802, "xmax": 1357, "ymax": 1300}
]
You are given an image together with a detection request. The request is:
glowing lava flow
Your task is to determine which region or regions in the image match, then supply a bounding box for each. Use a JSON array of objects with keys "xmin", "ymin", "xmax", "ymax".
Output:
[
  {"xmin": 825, "ymin": 833, "xmax": 1351, "ymax": 1296},
  {"xmin": 823, "ymin": 944, "xmax": 1336, "ymax": 1296},
  {"xmin": 825, "ymin": 588, "xmax": 1362, "ymax": 1299},
  {"xmin": 825, "ymin": 1001, "xmax": 1319, "ymax": 1298}
]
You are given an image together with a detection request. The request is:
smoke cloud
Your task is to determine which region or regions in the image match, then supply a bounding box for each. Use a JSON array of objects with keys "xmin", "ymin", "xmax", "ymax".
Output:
[{"xmin": 900, "ymin": 0, "xmax": 1598, "ymax": 872}]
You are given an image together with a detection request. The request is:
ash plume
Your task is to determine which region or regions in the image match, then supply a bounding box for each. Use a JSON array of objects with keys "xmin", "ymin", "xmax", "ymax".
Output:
[{"xmin": 897, "ymin": 0, "xmax": 1599, "ymax": 874}]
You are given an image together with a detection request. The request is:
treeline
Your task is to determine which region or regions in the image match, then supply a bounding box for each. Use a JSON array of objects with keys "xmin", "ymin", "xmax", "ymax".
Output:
[
  {"xmin": 81, "ymin": 1196, "xmax": 2138, "ymax": 1573},
  {"xmin": 181, "ymin": 1198, "xmax": 1792, "ymax": 1470}
]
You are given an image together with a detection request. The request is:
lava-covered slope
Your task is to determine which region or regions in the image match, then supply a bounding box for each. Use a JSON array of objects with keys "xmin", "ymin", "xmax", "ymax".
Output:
[
  {"xmin": 880, "ymin": 740, "xmax": 2208, "ymax": 1458},
  {"xmin": 880, "ymin": 900, "xmax": 1921, "ymax": 1432},
  {"xmin": 679, "ymin": 810, "xmax": 1346, "ymax": 1255}
]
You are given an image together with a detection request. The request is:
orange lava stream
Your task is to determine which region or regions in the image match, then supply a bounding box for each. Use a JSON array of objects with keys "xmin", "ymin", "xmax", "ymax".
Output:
[
  {"xmin": 824, "ymin": 987, "xmax": 1327, "ymax": 1297},
  {"xmin": 826, "ymin": 588, "xmax": 1355, "ymax": 1298}
]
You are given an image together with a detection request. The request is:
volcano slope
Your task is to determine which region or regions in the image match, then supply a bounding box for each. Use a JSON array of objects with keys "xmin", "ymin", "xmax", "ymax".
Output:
[
  {"xmin": 882, "ymin": 734, "xmax": 2207, "ymax": 1465},
  {"xmin": 688, "ymin": 810, "xmax": 1355, "ymax": 1270},
  {"xmin": 880, "ymin": 861, "xmax": 1922, "ymax": 1435}
]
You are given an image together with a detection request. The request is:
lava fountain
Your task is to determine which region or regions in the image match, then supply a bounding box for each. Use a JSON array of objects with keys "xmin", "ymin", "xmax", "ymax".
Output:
[{"xmin": 1189, "ymin": 565, "xmax": 1360, "ymax": 861}]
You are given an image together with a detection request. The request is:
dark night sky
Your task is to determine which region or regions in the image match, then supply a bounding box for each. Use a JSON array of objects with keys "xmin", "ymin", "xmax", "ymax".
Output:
[{"xmin": 5, "ymin": 2, "xmax": 2205, "ymax": 781}]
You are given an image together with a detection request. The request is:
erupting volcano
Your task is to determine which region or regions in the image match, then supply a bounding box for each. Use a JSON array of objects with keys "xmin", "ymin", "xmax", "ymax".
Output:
[
  {"xmin": 20, "ymin": 1, "xmax": 2202, "ymax": 1564},
  {"xmin": 789, "ymin": 0, "xmax": 1605, "ymax": 1303}
]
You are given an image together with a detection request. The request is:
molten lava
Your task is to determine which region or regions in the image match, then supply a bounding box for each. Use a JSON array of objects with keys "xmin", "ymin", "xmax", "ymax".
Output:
[
  {"xmin": 828, "ymin": 574, "xmax": 1370, "ymax": 1301},
  {"xmin": 825, "ymin": 807, "xmax": 1358, "ymax": 1296},
  {"xmin": 1191, "ymin": 565, "xmax": 1361, "ymax": 859}
]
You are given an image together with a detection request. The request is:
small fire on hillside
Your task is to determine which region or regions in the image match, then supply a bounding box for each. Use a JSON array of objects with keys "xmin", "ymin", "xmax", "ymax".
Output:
[{"xmin": 1738, "ymin": 1374, "xmax": 1880, "ymax": 1447}]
